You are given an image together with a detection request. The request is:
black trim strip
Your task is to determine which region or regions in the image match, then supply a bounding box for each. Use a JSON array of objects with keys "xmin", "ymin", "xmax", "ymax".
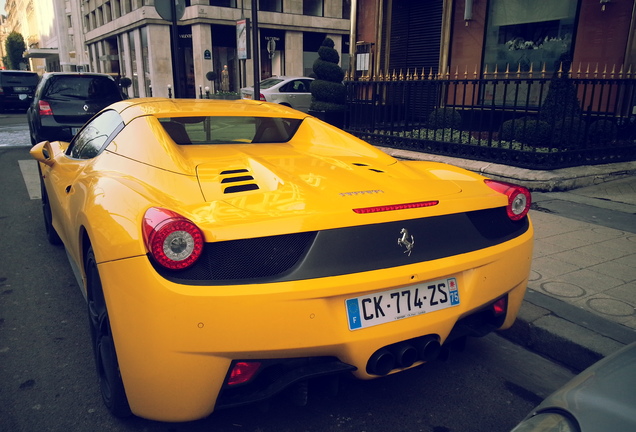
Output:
[{"xmin": 151, "ymin": 207, "xmax": 529, "ymax": 285}]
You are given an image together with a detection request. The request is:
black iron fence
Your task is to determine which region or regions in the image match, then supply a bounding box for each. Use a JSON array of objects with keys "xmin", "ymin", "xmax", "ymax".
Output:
[{"xmin": 344, "ymin": 66, "xmax": 636, "ymax": 169}]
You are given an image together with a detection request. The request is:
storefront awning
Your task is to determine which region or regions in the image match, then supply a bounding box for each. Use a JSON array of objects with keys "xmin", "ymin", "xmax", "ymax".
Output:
[{"xmin": 25, "ymin": 48, "xmax": 59, "ymax": 58}]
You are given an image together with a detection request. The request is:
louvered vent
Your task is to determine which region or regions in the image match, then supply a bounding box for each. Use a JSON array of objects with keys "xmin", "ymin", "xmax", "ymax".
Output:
[
  {"xmin": 352, "ymin": 162, "xmax": 385, "ymax": 174},
  {"xmin": 220, "ymin": 168, "xmax": 260, "ymax": 194}
]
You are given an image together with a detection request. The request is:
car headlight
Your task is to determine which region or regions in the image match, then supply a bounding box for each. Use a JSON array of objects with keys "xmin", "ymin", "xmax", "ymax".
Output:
[{"xmin": 510, "ymin": 412, "xmax": 579, "ymax": 432}]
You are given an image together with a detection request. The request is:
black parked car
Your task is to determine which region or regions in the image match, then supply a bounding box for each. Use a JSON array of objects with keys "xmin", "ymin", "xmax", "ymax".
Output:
[
  {"xmin": 27, "ymin": 72, "xmax": 125, "ymax": 145},
  {"xmin": 0, "ymin": 70, "xmax": 39, "ymax": 113}
]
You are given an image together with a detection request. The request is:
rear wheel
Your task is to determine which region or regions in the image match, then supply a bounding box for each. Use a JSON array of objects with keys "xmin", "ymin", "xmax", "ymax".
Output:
[
  {"xmin": 85, "ymin": 246, "xmax": 131, "ymax": 418},
  {"xmin": 40, "ymin": 181, "xmax": 62, "ymax": 245}
]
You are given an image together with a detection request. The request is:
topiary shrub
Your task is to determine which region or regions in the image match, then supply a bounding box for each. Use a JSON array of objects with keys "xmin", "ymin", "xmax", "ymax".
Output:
[
  {"xmin": 550, "ymin": 117, "xmax": 587, "ymax": 149},
  {"xmin": 310, "ymin": 38, "xmax": 346, "ymax": 115},
  {"xmin": 500, "ymin": 116, "xmax": 551, "ymax": 147},
  {"xmin": 588, "ymin": 119, "xmax": 617, "ymax": 144},
  {"xmin": 539, "ymin": 54, "xmax": 582, "ymax": 124},
  {"xmin": 427, "ymin": 107, "xmax": 462, "ymax": 129}
]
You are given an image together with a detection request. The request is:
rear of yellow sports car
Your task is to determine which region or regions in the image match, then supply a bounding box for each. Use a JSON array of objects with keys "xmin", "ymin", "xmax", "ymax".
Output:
[{"xmin": 40, "ymin": 99, "xmax": 532, "ymax": 422}]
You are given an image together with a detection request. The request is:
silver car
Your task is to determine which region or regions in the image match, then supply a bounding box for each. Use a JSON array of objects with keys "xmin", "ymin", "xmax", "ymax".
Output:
[
  {"xmin": 511, "ymin": 342, "xmax": 636, "ymax": 432},
  {"xmin": 240, "ymin": 76, "xmax": 314, "ymax": 112}
]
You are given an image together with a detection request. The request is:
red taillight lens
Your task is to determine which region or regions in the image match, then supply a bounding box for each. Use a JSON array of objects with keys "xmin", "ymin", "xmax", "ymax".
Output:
[
  {"xmin": 227, "ymin": 361, "xmax": 262, "ymax": 386},
  {"xmin": 38, "ymin": 100, "xmax": 53, "ymax": 116},
  {"xmin": 484, "ymin": 180, "xmax": 531, "ymax": 221},
  {"xmin": 142, "ymin": 207, "xmax": 204, "ymax": 270},
  {"xmin": 259, "ymin": 93, "xmax": 266, "ymax": 101}
]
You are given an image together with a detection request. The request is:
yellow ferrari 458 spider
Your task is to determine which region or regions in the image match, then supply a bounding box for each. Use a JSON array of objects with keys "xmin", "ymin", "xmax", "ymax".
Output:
[{"xmin": 30, "ymin": 98, "xmax": 533, "ymax": 422}]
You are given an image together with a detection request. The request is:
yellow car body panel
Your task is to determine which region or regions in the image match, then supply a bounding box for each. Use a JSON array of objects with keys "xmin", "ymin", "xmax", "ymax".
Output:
[
  {"xmin": 30, "ymin": 98, "xmax": 534, "ymax": 422},
  {"xmin": 101, "ymin": 225, "xmax": 531, "ymax": 421}
]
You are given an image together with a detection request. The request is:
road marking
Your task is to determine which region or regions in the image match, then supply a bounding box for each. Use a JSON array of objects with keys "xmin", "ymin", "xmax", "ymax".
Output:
[{"xmin": 19, "ymin": 159, "xmax": 41, "ymax": 200}]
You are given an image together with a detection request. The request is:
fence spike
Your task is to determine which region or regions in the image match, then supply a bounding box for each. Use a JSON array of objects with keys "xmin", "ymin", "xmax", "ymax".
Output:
[
  {"xmin": 516, "ymin": 63, "xmax": 522, "ymax": 76},
  {"xmin": 474, "ymin": 65, "xmax": 479, "ymax": 78},
  {"xmin": 627, "ymin": 64, "xmax": 633, "ymax": 78},
  {"xmin": 611, "ymin": 64, "xmax": 616, "ymax": 78},
  {"xmin": 541, "ymin": 62, "xmax": 547, "ymax": 78}
]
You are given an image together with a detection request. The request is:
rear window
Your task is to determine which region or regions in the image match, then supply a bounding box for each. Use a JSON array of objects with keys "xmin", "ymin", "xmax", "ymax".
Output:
[
  {"xmin": 159, "ymin": 116, "xmax": 303, "ymax": 145},
  {"xmin": 44, "ymin": 76, "xmax": 122, "ymax": 101},
  {"xmin": 259, "ymin": 78, "xmax": 284, "ymax": 89},
  {"xmin": 0, "ymin": 72, "xmax": 39, "ymax": 86}
]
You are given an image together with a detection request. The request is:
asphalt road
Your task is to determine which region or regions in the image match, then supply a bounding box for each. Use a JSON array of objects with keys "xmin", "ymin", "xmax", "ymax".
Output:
[{"xmin": 0, "ymin": 116, "xmax": 574, "ymax": 432}]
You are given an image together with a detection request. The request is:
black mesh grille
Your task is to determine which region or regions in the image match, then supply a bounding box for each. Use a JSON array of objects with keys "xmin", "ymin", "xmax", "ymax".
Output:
[
  {"xmin": 151, "ymin": 207, "xmax": 529, "ymax": 286},
  {"xmin": 152, "ymin": 231, "xmax": 316, "ymax": 284}
]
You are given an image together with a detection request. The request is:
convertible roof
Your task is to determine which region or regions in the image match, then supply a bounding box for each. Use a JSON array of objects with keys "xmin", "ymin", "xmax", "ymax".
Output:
[{"xmin": 110, "ymin": 97, "xmax": 308, "ymax": 124}]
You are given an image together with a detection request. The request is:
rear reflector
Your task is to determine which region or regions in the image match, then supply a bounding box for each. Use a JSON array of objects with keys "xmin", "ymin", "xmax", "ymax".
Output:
[
  {"xmin": 492, "ymin": 297, "xmax": 507, "ymax": 316},
  {"xmin": 227, "ymin": 361, "xmax": 262, "ymax": 386},
  {"xmin": 353, "ymin": 201, "xmax": 439, "ymax": 214}
]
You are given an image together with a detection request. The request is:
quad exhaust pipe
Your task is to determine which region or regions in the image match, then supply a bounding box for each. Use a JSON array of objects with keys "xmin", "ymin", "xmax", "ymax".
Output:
[{"xmin": 366, "ymin": 335, "xmax": 441, "ymax": 376}]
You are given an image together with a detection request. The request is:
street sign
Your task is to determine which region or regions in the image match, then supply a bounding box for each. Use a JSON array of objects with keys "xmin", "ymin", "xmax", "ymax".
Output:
[{"xmin": 155, "ymin": 0, "xmax": 185, "ymax": 21}]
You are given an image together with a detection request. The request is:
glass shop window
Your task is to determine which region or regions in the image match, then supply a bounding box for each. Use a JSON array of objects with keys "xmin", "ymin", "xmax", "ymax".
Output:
[{"xmin": 483, "ymin": 0, "xmax": 577, "ymax": 75}]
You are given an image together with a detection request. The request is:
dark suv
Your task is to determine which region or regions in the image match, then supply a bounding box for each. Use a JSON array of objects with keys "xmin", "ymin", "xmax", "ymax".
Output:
[
  {"xmin": 27, "ymin": 72, "xmax": 125, "ymax": 145},
  {"xmin": 0, "ymin": 70, "xmax": 40, "ymax": 112}
]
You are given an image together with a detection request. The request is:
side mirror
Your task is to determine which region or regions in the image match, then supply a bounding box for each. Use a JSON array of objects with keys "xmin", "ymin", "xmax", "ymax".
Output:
[{"xmin": 30, "ymin": 141, "xmax": 55, "ymax": 167}]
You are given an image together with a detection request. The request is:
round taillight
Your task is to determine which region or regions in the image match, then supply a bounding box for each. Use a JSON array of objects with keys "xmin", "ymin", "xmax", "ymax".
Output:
[
  {"xmin": 143, "ymin": 208, "xmax": 204, "ymax": 270},
  {"xmin": 484, "ymin": 180, "xmax": 532, "ymax": 221}
]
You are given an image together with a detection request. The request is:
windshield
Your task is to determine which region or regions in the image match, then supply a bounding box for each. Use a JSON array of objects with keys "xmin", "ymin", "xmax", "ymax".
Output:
[
  {"xmin": 45, "ymin": 76, "xmax": 122, "ymax": 100},
  {"xmin": 159, "ymin": 116, "xmax": 303, "ymax": 145},
  {"xmin": 0, "ymin": 72, "xmax": 39, "ymax": 86}
]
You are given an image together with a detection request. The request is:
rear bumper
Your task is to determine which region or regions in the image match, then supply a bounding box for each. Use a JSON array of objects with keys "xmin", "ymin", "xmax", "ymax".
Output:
[{"xmin": 97, "ymin": 222, "xmax": 533, "ymax": 421}]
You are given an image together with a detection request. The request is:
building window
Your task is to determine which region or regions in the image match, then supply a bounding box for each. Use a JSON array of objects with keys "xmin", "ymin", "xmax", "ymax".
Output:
[
  {"xmin": 141, "ymin": 27, "xmax": 151, "ymax": 96},
  {"xmin": 259, "ymin": 0, "xmax": 282, "ymax": 12},
  {"xmin": 304, "ymin": 0, "xmax": 323, "ymax": 17},
  {"xmin": 104, "ymin": 2, "xmax": 112, "ymax": 24},
  {"xmin": 484, "ymin": 0, "xmax": 577, "ymax": 74},
  {"xmin": 122, "ymin": 0, "xmax": 132, "ymax": 14},
  {"xmin": 210, "ymin": 0, "xmax": 236, "ymax": 6},
  {"xmin": 342, "ymin": 0, "xmax": 351, "ymax": 19},
  {"xmin": 112, "ymin": 0, "xmax": 120, "ymax": 19},
  {"xmin": 129, "ymin": 32, "xmax": 139, "ymax": 97}
]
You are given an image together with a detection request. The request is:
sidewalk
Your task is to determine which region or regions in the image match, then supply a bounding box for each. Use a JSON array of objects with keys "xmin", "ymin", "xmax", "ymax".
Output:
[{"xmin": 380, "ymin": 147, "xmax": 636, "ymax": 372}]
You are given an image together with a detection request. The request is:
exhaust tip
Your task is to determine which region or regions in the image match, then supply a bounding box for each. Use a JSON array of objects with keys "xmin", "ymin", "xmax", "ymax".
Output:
[
  {"xmin": 366, "ymin": 348, "xmax": 395, "ymax": 376},
  {"xmin": 394, "ymin": 343, "xmax": 419, "ymax": 368},
  {"xmin": 416, "ymin": 337, "xmax": 442, "ymax": 362}
]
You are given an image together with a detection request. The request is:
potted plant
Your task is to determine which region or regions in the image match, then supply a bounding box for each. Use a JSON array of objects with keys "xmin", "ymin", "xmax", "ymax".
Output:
[{"xmin": 308, "ymin": 38, "xmax": 346, "ymax": 128}]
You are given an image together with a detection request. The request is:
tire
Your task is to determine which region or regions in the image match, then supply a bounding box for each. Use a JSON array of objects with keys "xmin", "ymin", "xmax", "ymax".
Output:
[
  {"xmin": 85, "ymin": 246, "xmax": 132, "ymax": 418},
  {"xmin": 40, "ymin": 181, "xmax": 62, "ymax": 245}
]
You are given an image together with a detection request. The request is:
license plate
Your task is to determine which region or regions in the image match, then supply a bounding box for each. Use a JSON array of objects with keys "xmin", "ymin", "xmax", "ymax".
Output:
[
  {"xmin": 346, "ymin": 277, "xmax": 460, "ymax": 330},
  {"xmin": 71, "ymin": 127, "xmax": 80, "ymax": 135},
  {"xmin": 242, "ymin": 94, "xmax": 252, "ymax": 100},
  {"xmin": 14, "ymin": 86, "xmax": 29, "ymax": 92}
]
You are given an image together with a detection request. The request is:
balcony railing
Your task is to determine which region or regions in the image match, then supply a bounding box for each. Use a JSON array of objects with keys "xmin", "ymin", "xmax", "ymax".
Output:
[{"xmin": 344, "ymin": 64, "xmax": 636, "ymax": 170}]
